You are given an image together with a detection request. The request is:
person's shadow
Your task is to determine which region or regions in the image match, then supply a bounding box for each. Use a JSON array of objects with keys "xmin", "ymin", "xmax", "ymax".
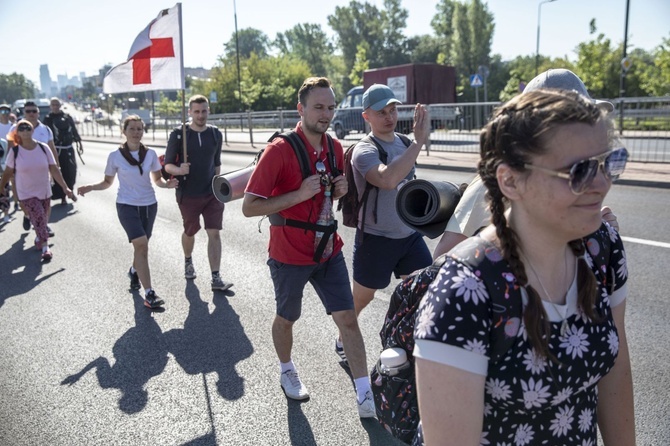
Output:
[
  {"xmin": 48, "ymin": 201, "xmax": 78, "ymax": 223},
  {"xmin": 60, "ymin": 291, "xmax": 168, "ymax": 414},
  {"xmin": 0, "ymin": 233, "xmax": 64, "ymax": 309},
  {"xmin": 164, "ymin": 282, "xmax": 253, "ymax": 401}
]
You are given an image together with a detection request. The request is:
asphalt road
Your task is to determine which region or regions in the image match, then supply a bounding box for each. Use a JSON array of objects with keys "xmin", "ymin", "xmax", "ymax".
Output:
[{"xmin": 0, "ymin": 142, "xmax": 668, "ymax": 445}]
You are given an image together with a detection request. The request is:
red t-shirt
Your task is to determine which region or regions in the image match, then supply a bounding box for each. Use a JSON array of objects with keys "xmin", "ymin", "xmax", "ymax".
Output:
[{"xmin": 245, "ymin": 123, "xmax": 344, "ymax": 265}]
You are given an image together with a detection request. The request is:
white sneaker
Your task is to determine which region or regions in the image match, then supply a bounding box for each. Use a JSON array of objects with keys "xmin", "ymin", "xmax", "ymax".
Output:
[
  {"xmin": 358, "ymin": 391, "xmax": 377, "ymax": 418},
  {"xmin": 280, "ymin": 369, "xmax": 309, "ymax": 400}
]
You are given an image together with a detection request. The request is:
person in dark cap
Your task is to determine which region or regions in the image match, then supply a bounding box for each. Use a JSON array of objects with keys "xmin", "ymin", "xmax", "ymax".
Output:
[{"xmin": 334, "ymin": 84, "xmax": 433, "ymax": 364}]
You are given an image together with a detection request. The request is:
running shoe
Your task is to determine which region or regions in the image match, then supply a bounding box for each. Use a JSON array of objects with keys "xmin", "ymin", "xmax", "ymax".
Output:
[
  {"xmin": 357, "ymin": 391, "xmax": 377, "ymax": 418},
  {"xmin": 47, "ymin": 226, "xmax": 55, "ymax": 237},
  {"xmin": 211, "ymin": 275, "xmax": 233, "ymax": 292},
  {"xmin": 128, "ymin": 267, "xmax": 141, "ymax": 290},
  {"xmin": 41, "ymin": 250, "xmax": 53, "ymax": 262},
  {"xmin": 144, "ymin": 290, "xmax": 165, "ymax": 309},
  {"xmin": 22, "ymin": 216, "xmax": 30, "ymax": 230},
  {"xmin": 184, "ymin": 259, "xmax": 196, "ymax": 279},
  {"xmin": 335, "ymin": 338, "xmax": 349, "ymax": 366},
  {"xmin": 280, "ymin": 369, "xmax": 309, "ymax": 400}
]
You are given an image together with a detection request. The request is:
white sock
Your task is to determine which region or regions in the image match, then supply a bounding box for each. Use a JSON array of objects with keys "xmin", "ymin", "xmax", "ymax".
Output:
[
  {"xmin": 130, "ymin": 266, "xmax": 137, "ymax": 274},
  {"xmin": 42, "ymin": 245, "xmax": 48, "ymax": 254},
  {"xmin": 335, "ymin": 338, "xmax": 343, "ymax": 349},
  {"xmin": 280, "ymin": 360, "xmax": 296, "ymax": 373},
  {"xmin": 144, "ymin": 288, "xmax": 153, "ymax": 296},
  {"xmin": 354, "ymin": 376, "xmax": 371, "ymax": 402}
]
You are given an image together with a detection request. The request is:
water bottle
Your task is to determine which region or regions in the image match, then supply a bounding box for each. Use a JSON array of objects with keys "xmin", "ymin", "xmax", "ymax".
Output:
[
  {"xmin": 378, "ymin": 347, "xmax": 411, "ymax": 376},
  {"xmin": 314, "ymin": 189, "xmax": 334, "ymax": 259}
]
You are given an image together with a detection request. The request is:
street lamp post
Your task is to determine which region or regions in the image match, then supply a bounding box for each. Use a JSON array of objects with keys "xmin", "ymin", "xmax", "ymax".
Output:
[{"xmin": 536, "ymin": 0, "xmax": 557, "ymax": 76}]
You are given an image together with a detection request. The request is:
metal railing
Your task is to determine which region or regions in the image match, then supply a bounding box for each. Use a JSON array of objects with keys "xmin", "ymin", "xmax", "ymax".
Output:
[{"xmin": 78, "ymin": 97, "xmax": 670, "ymax": 163}]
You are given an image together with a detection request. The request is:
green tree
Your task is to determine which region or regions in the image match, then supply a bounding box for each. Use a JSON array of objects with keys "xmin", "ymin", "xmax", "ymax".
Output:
[
  {"xmin": 224, "ymin": 28, "xmax": 271, "ymax": 59},
  {"xmin": 638, "ymin": 36, "xmax": 670, "ymax": 97},
  {"xmin": 379, "ymin": 0, "xmax": 410, "ymax": 67},
  {"xmin": 349, "ymin": 43, "xmax": 370, "ymax": 86},
  {"xmin": 406, "ymin": 35, "xmax": 443, "ymax": 64},
  {"xmin": 0, "ymin": 73, "xmax": 36, "ymax": 103},
  {"xmin": 431, "ymin": 0, "xmax": 457, "ymax": 63},
  {"xmin": 275, "ymin": 23, "xmax": 333, "ymax": 76}
]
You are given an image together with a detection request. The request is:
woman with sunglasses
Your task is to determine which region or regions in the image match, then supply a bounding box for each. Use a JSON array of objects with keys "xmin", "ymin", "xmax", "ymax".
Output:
[
  {"xmin": 412, "ymin": 90, "xmax": 634, "ymax": 445},
  {"xmin": 77, "ymin": 115, "xmax": 178, "ymax": 310},
  {"xmin": 0, "ymin": 120, "xmax": 76, "ymax": 261}
]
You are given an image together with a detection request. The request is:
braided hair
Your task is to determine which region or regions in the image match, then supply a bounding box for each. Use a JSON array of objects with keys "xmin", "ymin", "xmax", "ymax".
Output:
[{"xmin": 478, "ymin": 89, "xmax": 614, "ymax": 359}]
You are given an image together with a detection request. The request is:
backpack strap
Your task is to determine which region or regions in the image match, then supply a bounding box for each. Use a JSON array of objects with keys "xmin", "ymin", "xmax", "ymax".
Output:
[{"xmin": 448, "ymin": 237, "xmax": 522, "ymax": 363}]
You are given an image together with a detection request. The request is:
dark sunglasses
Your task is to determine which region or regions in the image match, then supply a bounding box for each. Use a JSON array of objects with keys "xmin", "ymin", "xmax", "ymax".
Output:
[
  {"xmin": 24, "ymin": 109, "xmax": 39, "ymax": 114},
  {"xmin": 524, "ymin": 148, "xmax": 629, "ymax": 195},
  {"xmin": 0, "ymin": 109, "xmax": 9, "ymax": 114},
  {"xmin": 17, "ymin": 124, "xmax": 33, "ymax": 131}
]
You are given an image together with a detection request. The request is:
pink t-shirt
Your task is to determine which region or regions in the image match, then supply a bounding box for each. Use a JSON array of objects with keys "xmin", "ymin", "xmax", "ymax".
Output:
[{"xmin": 6, "ymin": 143, "xmax": 56, "ymax": 200}]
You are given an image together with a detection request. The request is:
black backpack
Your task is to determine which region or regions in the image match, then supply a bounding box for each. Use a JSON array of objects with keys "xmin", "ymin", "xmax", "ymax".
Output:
[
  {"xmin": 160, "ymin": 124, "xmax": 222, "ymax": 181},
  {"xmin": 370, "ymin": 237, "xmax": 523, "ymax": 444},
  {"xmin": 337, "ymin": 133, "xmax": 411, "ymax": 230},
  {"xmin": 45, "ymin": 113, "xmax": 76, "ymax": 147},
  {"xmin": 264, "ymin": 131, "xmax": 341, "ymax": 263}
]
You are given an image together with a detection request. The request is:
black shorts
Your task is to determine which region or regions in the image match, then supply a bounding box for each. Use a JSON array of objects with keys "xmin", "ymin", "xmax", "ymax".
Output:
[
  {"xmin": 116, "ymin": 202, "xmax": 158, "ymax": 242},
  {"xmin": 353, "ymin": 230, "xmax": 432, "ymax": 289}
]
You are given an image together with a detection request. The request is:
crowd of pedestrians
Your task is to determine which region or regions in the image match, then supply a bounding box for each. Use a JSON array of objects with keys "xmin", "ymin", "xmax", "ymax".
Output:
[{"xmin": 0, "ymin": 68, "xmax": 635, "ymax": 443}]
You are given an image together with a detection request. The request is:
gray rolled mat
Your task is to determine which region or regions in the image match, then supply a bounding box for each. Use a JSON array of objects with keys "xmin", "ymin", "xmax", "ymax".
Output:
[
  {"xmin": 212, "ymin": 165, "xmax": 255, "ymax": 203},
  {"xmin": 395, "ymin": 179, "xmax": 463, "ymax": 239}
]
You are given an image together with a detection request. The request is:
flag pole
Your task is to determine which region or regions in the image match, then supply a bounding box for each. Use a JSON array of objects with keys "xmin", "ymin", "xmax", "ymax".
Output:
[{"xmin": 181, "ymin": 90, "xmax": 187, "ymax": 163}]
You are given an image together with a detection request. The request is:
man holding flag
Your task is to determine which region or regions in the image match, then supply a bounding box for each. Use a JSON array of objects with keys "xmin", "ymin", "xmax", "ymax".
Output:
[{"xmin": 101, "ymin": 4, "xmax": 232, "ymax": 293}]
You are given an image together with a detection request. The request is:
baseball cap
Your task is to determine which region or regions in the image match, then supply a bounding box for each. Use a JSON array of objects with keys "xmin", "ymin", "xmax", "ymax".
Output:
[
  {"xmin": 524, "ymin": 69, "xmax": 614, "ymax": 112},
  {"xmin": 362, "ymin": 84, "xmax": 402, "ymax": 111},
  {"xmin": 0, "ymin": 104, "xmax": 10, "ymax": 110}
]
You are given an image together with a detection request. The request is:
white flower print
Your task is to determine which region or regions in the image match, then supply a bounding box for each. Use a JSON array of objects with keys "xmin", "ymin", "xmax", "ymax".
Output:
[
  {"xmin": 578, "ymin": 372, "xmax": 602, "ymax": 393},
  {"xmin": 580, "ymin": 439, "xmax": 595, "ymax": 446},
  {"xmin": 450, "ymin": 268, "xmax": 488, "ymax": 305},
  {"xmin": 617, "ymin": 249, "xmax": 628, "ymax": 282},
  {"xmin": 486, "ymin": 378, "xmax": 512, "ymax": 401},
  {"xmin": 606, "ymin": 221, "xmax": 618, "ymax": 242},
  {"xmin": 464, "ymin": 338, "xmax": 486, "ymax": 355},
  {"xmin": 559, "ymin": 325, "xmax": 590, "ymax": 359},
  {"xmin": 414, "ymin": 302, "xmax": 436, "ymax": 339},
  {"xmin": 522, "ymin": 348, "xmax": 547, "ymax": 375},
  {"xmin": 578, "ymin": 408, "xmax": 594, "ymax": 432},
  {"xmin": 520, "ymin": 377, "xmax": 551, "ymax": 409},
  {"xmin": 607, "ymin": 328, "xmax": 619, "ymax": 356},
  {"xmin": 549, "ymin": 405, "xmax": 574, "ymax": 437},
  {"xmin": 483, "ymin": 402, "xmax": 492, "ymax": 416},
  {"xmin": 514, "ymin": 423, "xmax": 535, "ymax": 446},
  {"xmin": 480, "ymin": 430, "xmax": 490, "ymax": 445},
  {"xmin": 551, "ymin": 387, "xmax": 573, "ymax": 406}
]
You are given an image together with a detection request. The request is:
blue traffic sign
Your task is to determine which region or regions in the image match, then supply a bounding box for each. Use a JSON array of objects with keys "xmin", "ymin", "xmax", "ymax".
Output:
[{"xmin": 470, "ymin": 74, "xmax": 483, "ymax": 87}]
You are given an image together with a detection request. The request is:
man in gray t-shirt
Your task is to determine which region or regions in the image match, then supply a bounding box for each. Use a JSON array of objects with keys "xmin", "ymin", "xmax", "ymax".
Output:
[{"xmin": 335, "ymin": 84, "xmax": 433, "ymax": 362}]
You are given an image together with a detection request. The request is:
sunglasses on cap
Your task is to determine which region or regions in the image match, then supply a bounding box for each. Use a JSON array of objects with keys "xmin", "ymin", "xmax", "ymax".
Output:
[
  {"xmin": 24, "ymin": 109, "xmax": 39, "ymax": 114},
  {"xmin": 17, "ymin": 124, "xmax": 33, "ymax": 131},
  {"xmin": 524, "ymin": 148, "xmax": 629, "ymax": 195}
]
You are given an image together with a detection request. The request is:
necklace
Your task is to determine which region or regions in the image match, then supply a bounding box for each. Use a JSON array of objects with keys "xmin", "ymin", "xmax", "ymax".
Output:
[{"xmin": 523, "ymin": 250, "xmax": 572, "ymax": 337}]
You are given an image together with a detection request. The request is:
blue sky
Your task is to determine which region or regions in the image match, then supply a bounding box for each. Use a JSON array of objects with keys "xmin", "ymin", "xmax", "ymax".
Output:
[{"xmin": 1, "ymin": 0, "xmax": 667, "ymax": 88}]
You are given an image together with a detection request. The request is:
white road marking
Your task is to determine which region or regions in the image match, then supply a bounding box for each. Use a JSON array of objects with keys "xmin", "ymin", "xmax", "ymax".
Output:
[{"xmin": 622, "ymin": 236, "xmax": 670, "ymax": 249}]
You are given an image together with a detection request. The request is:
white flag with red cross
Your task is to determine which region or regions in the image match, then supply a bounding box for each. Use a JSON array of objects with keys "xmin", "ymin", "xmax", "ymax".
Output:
[{"xmin": 103, "ymin": 3, "xmax": 184, "ymax": 93}]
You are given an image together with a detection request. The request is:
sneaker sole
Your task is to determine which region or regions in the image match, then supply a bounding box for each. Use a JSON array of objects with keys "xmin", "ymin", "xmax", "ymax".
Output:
[
  {"xmin": 144, "ymin": 299, "xmax": 165, "ymax": 309},
  {"xmin": 212, "ymin": 282, "xmax": 233, "ymax": 292},
  {"xmin": 280, "ymin": 384, "xmax": 310, "ymax": 401}
]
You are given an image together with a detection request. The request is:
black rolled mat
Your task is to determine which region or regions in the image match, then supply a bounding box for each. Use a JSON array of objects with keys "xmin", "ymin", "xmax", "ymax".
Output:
[{"xmin": 395, "ymin": 179, "xmax": 463, "ymax": 239}]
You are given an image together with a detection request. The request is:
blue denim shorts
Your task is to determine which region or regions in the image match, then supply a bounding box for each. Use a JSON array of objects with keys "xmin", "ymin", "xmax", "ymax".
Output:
[
  {"xmin": 267, "ymin": 251, "xmax": 354, "ymax": 322},
  {"xmin": 353, "ymin": 230, "xmax": 432, "ymax": 289},
  {"xmin": 116, "ymin": 202, "xmax": 158, "ymax": 242}
]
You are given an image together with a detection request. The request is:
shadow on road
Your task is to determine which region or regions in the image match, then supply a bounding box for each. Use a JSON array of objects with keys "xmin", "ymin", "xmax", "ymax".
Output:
[
  {"xmin": 164, "ymin": 281, "xmax": 253, "ymax": 401},
  {"xmin": 60, "ymin": 291, "xmax": 168, "ymax": 414},
  {"xmin": 48, "ymin": 201, "xmax": 78, "ymax": 223},
  {"xmin": 0, "ymin": 233, "xmax": 64, "ymax": 309},
  {"xmin": 287, "ymin": 399, "xmax": 316, "ymax": 446}
]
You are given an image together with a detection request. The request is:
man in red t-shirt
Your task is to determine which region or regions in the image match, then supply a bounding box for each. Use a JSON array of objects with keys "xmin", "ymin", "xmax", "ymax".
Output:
[{"xmin": 243, "ymin": 77, "xmax": 375, "ymax": 418}]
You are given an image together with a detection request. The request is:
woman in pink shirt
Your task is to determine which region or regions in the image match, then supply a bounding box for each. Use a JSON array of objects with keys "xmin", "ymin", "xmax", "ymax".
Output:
[{"xmin": 0, "ymin": 120, "xmax": 75, "ymax": 261}]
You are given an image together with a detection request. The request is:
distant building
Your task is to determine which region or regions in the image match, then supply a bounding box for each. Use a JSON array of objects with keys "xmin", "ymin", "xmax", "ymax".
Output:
[{"xmin": 40, "ymin": 64, "xmax": 53, "ymax": 96}]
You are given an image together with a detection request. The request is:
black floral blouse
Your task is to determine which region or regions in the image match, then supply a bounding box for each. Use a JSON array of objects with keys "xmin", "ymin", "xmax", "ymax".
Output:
[{"xmin": 413, "ymin": 223, "xmax": 627, "ymax": 445}]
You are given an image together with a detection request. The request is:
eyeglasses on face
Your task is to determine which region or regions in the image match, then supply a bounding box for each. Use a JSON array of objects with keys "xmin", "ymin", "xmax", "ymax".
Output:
[
  {"xmin": 17, "ymin": 124, "xmax": 33, "ymax": 132},
  {"xmin": 524, "ymin": 148, "xmax": 629, "ymax": 195},
  {"xmin": 24, "ymin": 109, "xmax": 39, "ymax": 114},
  {"xmin": 0, "ymin": 109, "xmax": 9, "ymax": 114}
]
